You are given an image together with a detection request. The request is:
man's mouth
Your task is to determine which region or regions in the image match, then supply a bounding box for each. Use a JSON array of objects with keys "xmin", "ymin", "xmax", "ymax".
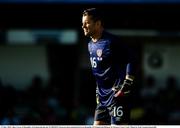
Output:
[{"xmin": 84, "ymin": 29, "xmax": 88, "ymax": 33}]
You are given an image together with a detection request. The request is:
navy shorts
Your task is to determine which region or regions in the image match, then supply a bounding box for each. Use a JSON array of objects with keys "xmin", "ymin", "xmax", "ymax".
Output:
[{"xmin": 94, "ymin": 96, "xmax": 131, "ymax": 125}]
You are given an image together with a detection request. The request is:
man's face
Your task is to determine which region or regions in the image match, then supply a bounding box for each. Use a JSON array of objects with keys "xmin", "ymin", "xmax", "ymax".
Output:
[{"xmin": 82, "ymin": 15, "xmax": 97, "ymax": 37}]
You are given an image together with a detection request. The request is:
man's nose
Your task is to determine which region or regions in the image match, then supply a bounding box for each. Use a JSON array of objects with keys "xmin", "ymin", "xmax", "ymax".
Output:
[
  {"xmin": 82, "ymin": 24, "xmax": 86, "ymax": 29},
  {"xmin": 82, "ymin": 25, "xmax": 84, "ymax": 29}
]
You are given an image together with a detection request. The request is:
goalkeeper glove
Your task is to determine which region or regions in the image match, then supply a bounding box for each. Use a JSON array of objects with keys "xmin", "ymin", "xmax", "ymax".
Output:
[{"xmin": 112, "ymin": 78, "xmax": 133, "ymax": 97}]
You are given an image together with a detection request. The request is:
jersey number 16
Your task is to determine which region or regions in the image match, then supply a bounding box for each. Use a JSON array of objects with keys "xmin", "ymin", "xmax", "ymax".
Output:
[{"xmin": 90, "ymin": 57, "xmax": 97, "ymax": 68}]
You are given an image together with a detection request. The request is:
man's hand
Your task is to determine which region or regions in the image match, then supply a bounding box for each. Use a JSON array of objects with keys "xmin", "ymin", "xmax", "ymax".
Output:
[{"xmin": 112, "ymin": 79, "xmax": 133, "ymax": 97}]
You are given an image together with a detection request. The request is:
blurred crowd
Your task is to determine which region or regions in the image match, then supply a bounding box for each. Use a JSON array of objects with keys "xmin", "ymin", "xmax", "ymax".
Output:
[
  {"xmin": 131, "ymin": 75, "xmax": 180, "ymax": 124},
  {"xmin": 0, "ymin": 76, "xmax": 93, "ymax": 125},
  {"xmin": 0, "ymin": 75, "xmax": 180, "ymax": 125}
]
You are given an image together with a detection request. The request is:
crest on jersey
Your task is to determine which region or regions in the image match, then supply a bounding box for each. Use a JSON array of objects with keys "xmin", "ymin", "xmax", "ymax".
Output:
[
  {"xmin": 96, "ymin": 49, "xmax": 102, "ymax": 57},
  {"xmin": 97, "ymin": 49, "xmax": 103, "ymax": 61}
]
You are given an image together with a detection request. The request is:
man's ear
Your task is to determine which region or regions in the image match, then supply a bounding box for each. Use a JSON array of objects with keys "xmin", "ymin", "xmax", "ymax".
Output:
[{"xmin": 96, "ymin": 20, "xmax": 102, "ymax": 27}]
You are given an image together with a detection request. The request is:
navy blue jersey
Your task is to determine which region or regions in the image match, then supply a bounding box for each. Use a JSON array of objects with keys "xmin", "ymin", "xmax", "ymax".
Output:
[{"xmin": 88, "ymin": 31, "xmax": 136, "ymax": 106}]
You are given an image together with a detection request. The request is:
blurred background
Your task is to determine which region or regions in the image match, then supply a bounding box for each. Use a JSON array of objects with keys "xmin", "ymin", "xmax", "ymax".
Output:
[{"xmin": 0, "ymin": 0, "xmax": 180, "ymax": 125}]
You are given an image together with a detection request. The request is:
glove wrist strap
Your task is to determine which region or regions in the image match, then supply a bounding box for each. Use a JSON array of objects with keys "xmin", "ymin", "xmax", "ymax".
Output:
[{"xmin": 126, "ymin": 74, "xmax": 134, "ymax": 81}]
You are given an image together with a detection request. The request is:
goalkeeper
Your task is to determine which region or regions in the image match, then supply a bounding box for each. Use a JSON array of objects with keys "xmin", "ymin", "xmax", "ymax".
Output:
[{"xmin": 82, "ymin": 8, "xmax": 138, "ymax": 125}]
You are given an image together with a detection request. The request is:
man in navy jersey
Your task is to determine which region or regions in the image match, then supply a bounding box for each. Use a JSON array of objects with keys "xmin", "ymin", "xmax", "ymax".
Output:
[{"xmin": 82, "ymin": 8, "xmax": 137, "ymax": 125}]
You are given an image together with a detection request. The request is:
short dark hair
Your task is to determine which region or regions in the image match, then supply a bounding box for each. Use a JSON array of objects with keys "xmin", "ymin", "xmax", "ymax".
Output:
[{"xmin": 83, "ymin": 8, "xmax": 104, "ymax": 26}]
